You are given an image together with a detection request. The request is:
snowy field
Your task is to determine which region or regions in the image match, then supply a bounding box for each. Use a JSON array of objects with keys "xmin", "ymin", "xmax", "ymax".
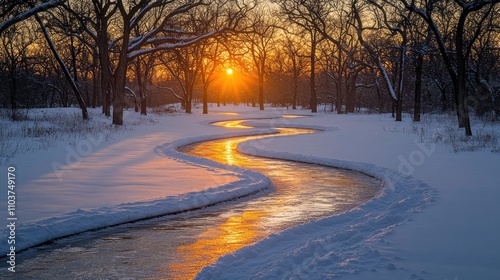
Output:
[{"xmin": 1, "ymin": 104, "xmax": 499, "ymax": 279}]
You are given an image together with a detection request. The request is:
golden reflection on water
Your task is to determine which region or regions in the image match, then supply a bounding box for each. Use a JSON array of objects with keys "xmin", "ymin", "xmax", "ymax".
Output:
[
  {"xmin": 224, "ymin": 140, "xmax": 235, "ymax": 165},
  {"xmin": 167, "ymin": 120, "xmax": 379, "ymax": 279},
  {"xmin": 168, "ymin": 210, "xmax": 267, "ymax": 279},
  {"xmin": 217, "ymin": 112, "xmax": 239, "ymax": 116},
  {"xmin": 282, "ymin": 114, "xmax": 306, "ymax": 118},
  {"xmin": 212, "ymin": 120, "xmax": 253, "ymax": 128}
]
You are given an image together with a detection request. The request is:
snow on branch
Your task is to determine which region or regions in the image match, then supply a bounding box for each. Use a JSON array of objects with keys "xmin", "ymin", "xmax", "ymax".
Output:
[
  {"xmin": 355, "ymin": 83, "xmax": 376, "ymax": 89},
  {"xmin": 127, "ymin": 1, "xmax": 204, "ymax": 54},
  {"xmin": 128, "ymin": 30, "xmax": 219, "ymax": 60},
  {"xmin": 128, "ymin": 29, "xmax": 197, "ymax": 52},
  {"xmin": 0, "ymin": 0, "xmax": 66, "ymax": 34},
  {"xmin": 157, "ymin": 85, "xmax": 183, "ymax": 101},
  {"xmin": 377, "ymin": 60, "xmax": 398, "ymax": 101},
  {"xmin": 124, "ymin": 86, "xmax": 137, "ymax": 98}
]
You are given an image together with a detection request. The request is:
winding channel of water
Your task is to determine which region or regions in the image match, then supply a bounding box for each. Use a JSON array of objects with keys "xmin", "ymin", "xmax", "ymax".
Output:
[{"xmin": 5, "ymin": 118, "xmax": 381, "ymax": 279}]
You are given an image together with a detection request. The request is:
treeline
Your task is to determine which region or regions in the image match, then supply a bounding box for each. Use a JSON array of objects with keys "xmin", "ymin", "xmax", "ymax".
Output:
[{"xmin": 1, "ymin": 0, "xmax": 499, "ymax": 135}]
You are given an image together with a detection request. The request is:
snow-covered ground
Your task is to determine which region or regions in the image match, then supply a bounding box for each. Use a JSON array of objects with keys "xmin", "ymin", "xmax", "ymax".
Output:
[
  {"xmin": 1, "ymin": 105, "xmax": 499, "ymax": 279},
  {"xmin": 198, "ymin": 112, "xmax": 500, "ymax": 279}
]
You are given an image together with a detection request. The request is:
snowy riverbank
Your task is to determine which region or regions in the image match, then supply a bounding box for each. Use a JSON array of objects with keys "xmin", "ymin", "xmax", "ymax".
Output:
[
  {"xmin": 200, "ymin": 112, "xmax": 500, "ymax": 279},
  {"xmin": 1, "ymin": 105, "xmax": 499, "ymax": 279}
]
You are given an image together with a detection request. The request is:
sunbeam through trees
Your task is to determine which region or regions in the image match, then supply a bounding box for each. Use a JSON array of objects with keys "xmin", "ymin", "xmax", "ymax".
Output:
[{"xmin": 1, "ymin": 0, "xmax": 499, "ymax": 135}]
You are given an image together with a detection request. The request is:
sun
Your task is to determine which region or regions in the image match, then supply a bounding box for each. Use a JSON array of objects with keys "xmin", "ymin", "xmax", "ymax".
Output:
[{"xmin": 226, "ymin": 68, "xmax": 233, "ymax": 75}]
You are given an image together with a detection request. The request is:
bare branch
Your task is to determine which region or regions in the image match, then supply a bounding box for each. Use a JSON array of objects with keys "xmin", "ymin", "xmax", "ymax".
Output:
[{"xmin": 0, "ymin": 0, "xmax": 67, "ymax": 34}]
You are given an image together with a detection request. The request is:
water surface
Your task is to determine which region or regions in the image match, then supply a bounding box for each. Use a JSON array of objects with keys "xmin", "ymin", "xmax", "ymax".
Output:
[{"xmin": 5, "ymin": 119, "xmax": 381, "ymax": 279}]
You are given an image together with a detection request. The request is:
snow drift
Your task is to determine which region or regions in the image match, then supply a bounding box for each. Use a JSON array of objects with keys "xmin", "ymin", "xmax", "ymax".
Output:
[{"xmin": 196, "ymin": 135, "xmax": 436, "ymax": 279}]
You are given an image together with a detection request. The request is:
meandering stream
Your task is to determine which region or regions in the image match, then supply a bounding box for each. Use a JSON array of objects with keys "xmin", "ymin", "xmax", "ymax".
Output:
[{"xmin": 5, "ymin": 118, "xmax": 381, "ymax": 279}]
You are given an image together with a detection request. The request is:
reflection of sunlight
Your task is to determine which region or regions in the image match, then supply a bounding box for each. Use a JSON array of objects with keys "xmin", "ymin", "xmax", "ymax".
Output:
[
  {"xmin": 167, "ymin": 210, "xmax": 267, "ymax": 279},
  {"xmin": 224, "ymin": 141, "xmax": 234, "ymax": 165},
  {"xmin": 212, "ymin": 120, "xmax": 252, "ymax": 128},
  {"xmin": 171, "ymin": 121, "xmax": 379, "ymax": 279},
  {"xmin": 218, "ymin": 112, "xmax": 239, "ymax": 115},
  {"xmin": 282, "ymin": 115, "xmax": 306, "ymax": 118}
]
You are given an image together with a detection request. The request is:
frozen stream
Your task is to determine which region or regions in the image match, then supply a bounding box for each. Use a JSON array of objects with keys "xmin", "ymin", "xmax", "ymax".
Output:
[{"xmin": 6, "ymin": 119, "xmax": 381, "ymax": 279}]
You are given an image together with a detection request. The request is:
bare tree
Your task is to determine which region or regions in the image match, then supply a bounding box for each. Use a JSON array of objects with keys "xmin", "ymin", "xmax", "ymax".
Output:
[
  {"xmin": 467, "ymin": 6, "xmax": 500, "ymax": 117},
  {"xmin": 0, "ymin": 24, "xmax": 32, "ymax": 119},
  {"xmin": 409, "ymin": 21, "xmax": 433, "ymax": 122},
  {"xmin": 1, "ymin": 1, "xmax": 89, "ymax": 119},
  {"xmin": 275, "ymin": 0, "xmax": 330, "ymax": 113},
  {"xmin": 163, "ymin": 47, "xmax": 201, "ymax": 114},
  {"xmin": 200, "ymin": 39, "xmax": 223, "ymax": 114},
  {"xmin": 281, "ymin": 31, "xmax": 308, "ymax": 109},
  {"xmin": 400, "ymin": 0, "xmax": 500, "ymax": 135},
  {"xmin": 352, "ymin": 0, "xmax": 410, "ymax": 121},
  {"xmin": 243, "ymin": 5, "xmax": 278, "ymax": 110},
  {"xmin": 35, "ymin": 14, "xmax": 89, "ymax": 119}
]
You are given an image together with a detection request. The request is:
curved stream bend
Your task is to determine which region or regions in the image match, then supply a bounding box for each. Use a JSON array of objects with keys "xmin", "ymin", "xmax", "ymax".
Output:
[{"xmin": 5, "ymin": 118, "xmax": 382, "ymax": 280}]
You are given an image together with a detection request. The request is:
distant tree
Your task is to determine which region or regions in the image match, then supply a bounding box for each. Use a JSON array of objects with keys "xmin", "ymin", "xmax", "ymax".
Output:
[
  {"xmin": 281, "ymin": 32, "xmax": 308, "ymax": 109},
  {"xmin": 0, "ymin": 24, "xmax": 32, "ymax": 119},
  {"xmin": 274, "ymin": 0, "xmax": 329, "ymax": 113},
  {"xmin": 243, "ymin": 5, "xmax": 278, "ymax": 111},
  {"xmin": 132, "ymin": 54, "xmax": 157, "ymax": 115},
  {"xmin": 409, "ymin": 21, "xmax": 433, "ymax": 122},
  {"xmin": 163, "ymin": 46, "xmax": 201, "ymax": 114},
  {"xmin": 189, "ymin": 2, "xmax": 230, "ymax": 114},
  {"xmin": 200, "ymin": 39, "xmax": 223, "ymax": 114},
  {"xmin": 467, "ymin": 6, "xmax": 500, "ymax": 117}
]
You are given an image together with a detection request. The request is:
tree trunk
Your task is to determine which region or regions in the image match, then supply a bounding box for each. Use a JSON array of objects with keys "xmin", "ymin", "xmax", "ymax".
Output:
[
  {"xmin": 92, "ymin": 69, "xmax": 98, "ymax": 108},
  {"xmin": 258, "ymin": 77, "xmax": 264, "ymax": 110},
  {"xmin": 292, "ymin": 75, "xmax": 298, "ymax": 110},
  {"xmin": 10, "ymin": 70, "xmax": 16, "ymax": 111},
  {"xmin": 140, "ymin": 94, "xmax": 147, "ymax": 115},
  {"xmin": 99, "ymin": 45, "xmax": 111, "ymax": 116},
  {"xmin": 112, "ymin": 24, "xmax": 130, "ymax": 125},
  {"xmin": 70, "ymin": 35, "xmax": 78, "ymax": 84},
  {"xmin": 346, "ymin": 74, "xmax": 356, "ymax": 113},
  {"xmin": 135, "ymin": 60, "xmax": 147, "ymax": 115},
  {"xmin": 310, "ymin": 39, "xmax": 317, "ymax": 113},
  {"xmin": 414, "ymin": 52, "xmax": 423, "ymax": 122},
  {"xmin": 203, "ymin": 85, "xmax": 208, "ymax": 114},
  {"xmin": 259, "ymin": 60, "xmax": 265, "ymax": 110},
  {"xmin": 395, "ymin": 38, "xmax": 407, "ymax": 122},
  {"xmin": 185, "ymin": 97, "xmax": 192, "ymax": 113},
  {"xmin": 455, "ymin": 13, "xmax": 472, "ymax": 136},
  {"xmin": 396, "ymin": 96, "xmax": 403, "ymax": 121},
  {"xmin": 336, "ymin": 80, "xmax": 342, "ymax": 113},
  {"xmin": 336, "ymin": 48, "xmax": 343, "ymax": 114},
  {"xmin": 97, "ymin": 15, "xmax": 111, "ymax": 116},
  {"xmin": 112, "ymin": 76, "xmax": 124, "ymax": 125}
]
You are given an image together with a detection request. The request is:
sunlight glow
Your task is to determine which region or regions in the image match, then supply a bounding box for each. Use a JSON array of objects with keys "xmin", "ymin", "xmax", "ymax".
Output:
[
  {"xmin": 167, "ymin": 210, "xmax": 266, "ymax": 278},
  {"xmin": 168, "ymin": 123, "xmax": 375, "ymax": 279},
  {"xmin": 212, "ymin": 120, "xmax": 252, "ymax": 129},
  {"xmin": 218, "ymin": 112, "xmax": 239, "ymax": 116},
  {"xmin": 224, "ymin": 141, "xmax": 235, "ymax": 165},
  {"xmin": 226, "ymin": 68, "xmax": 233, "ymax": 75}
]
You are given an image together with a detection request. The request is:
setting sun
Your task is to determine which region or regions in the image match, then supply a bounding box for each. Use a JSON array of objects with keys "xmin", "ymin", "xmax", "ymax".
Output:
[{"xmin": 226, "ymin": 68, "xmax": 233, "ymax": 75}]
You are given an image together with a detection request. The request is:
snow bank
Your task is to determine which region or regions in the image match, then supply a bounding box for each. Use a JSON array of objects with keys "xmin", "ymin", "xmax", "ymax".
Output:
[
  {"xmin": 196, "ymin": 129, "xmax": 436, "ymax": 279},
  {"xmin": 1, "ymin": 127, "xmax": 283, "ymax": 255}
]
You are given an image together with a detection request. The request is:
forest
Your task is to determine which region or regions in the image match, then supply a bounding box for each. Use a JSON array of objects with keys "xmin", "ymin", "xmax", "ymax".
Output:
[{"xmin": 1, "ymin": 0, "xmax": 499, "ymax": 136}]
